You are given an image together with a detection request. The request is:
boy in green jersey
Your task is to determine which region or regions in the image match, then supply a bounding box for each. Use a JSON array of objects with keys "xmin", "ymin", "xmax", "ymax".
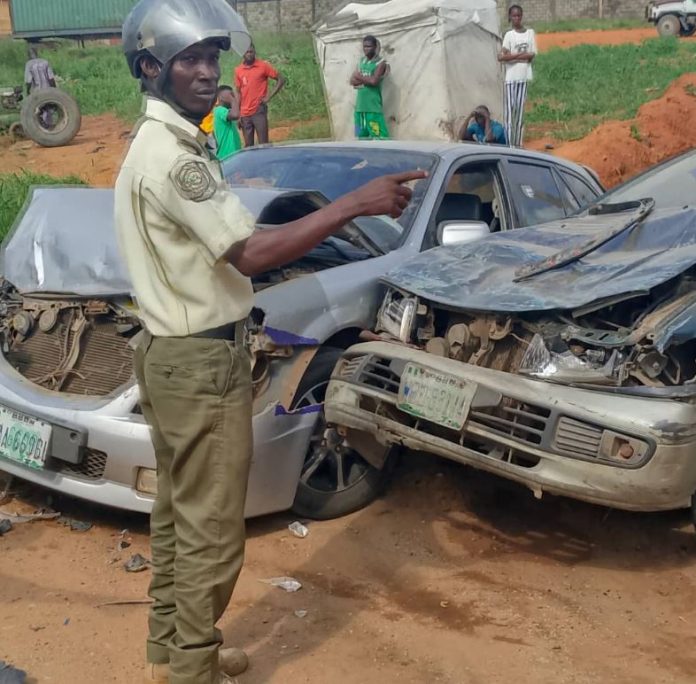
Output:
[
  {"xmin": 213, "ymin": 85, "xmax": 242, "ymax": 160},
  {"xmin": 350, "ymin": 35, "xmax": 390, "ymax": 139}
]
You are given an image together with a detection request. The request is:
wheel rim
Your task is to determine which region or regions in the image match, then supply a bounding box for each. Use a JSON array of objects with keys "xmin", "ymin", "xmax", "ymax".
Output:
[
  {"xmin": 659, "ymin": 17, "xmax": 680, "ymax": 35},
  {"xmin": 33, "ymin": 102, "xmax": 68, "ymax": 134},
  {"xmin": 294, "ymin": 379, "xmax": 372, "ymax": 495}
]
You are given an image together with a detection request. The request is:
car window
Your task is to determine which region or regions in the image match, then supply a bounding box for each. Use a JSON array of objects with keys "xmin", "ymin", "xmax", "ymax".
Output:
[
  {"xmin": 507, "ymin": 161, "xmax": 568, "ymax": 226},
  {"xmin": 594, "ymin": 150, "xmax": 696, "ymax": 210},
  {"xmin": 560, "ymin": 170, "xmax": 600, "ymax": 207}
]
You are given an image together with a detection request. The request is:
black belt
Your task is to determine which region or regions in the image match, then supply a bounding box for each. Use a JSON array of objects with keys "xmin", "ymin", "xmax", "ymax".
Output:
[{"xmin": 190, "ymin": 322, "xmax": 239, "ymax": 340}]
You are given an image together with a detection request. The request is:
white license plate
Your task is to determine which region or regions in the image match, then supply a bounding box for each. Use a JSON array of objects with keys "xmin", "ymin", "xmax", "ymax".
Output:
[
  {"xmin": 397, "ymin": 363, "xmax": 476, "ymax": 431},
  {"xmin": 0, "ymin": 405, "xmax": 52, "ymax": 470}
]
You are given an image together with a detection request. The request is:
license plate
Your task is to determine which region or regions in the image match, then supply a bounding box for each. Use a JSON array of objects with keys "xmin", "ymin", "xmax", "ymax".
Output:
[
  {"xmin": 397, "ymin": 363, "xmax": 475, "ymax": 431},
  {"xmin": 0, "ymin": 406, "xmax": 52, "ymax": 470}
]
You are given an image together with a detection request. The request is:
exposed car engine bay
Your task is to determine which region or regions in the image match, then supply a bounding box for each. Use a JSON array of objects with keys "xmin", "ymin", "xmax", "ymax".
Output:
[{"xmin": 374, "ymin": 277, "xmax": 696, "ymax": 390}]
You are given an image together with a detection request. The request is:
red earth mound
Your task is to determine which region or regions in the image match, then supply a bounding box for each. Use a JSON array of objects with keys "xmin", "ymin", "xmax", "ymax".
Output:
[{"xmin": 531, "ymin": 73, "xmax": 696, "ymax": 187}]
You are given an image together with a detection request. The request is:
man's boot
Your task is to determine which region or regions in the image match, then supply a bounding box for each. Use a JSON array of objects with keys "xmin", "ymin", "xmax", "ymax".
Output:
[{"xmin": 143, "ymin": 648, "xmax": 248, "ymax": 682}]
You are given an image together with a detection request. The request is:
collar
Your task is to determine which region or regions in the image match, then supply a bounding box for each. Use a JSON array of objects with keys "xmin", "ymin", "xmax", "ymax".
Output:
[{"xmin": 145, "ymin": 98, "xmax": 208, "ymax": 148}]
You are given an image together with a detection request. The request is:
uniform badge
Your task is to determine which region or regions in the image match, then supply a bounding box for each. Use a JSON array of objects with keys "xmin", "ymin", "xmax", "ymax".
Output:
[{"xmin": 171, "ymin": 160, "xmax": 217, "ymax": 202}]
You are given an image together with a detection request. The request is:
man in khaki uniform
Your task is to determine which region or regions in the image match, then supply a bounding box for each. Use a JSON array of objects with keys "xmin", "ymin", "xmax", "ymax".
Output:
[{"xmin": 116, "ymin": 1, "xmax": 424, "ymax": 683}]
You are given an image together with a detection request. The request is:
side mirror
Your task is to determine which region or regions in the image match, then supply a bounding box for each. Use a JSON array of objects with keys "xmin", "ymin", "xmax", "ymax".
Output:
[{"xmin": 438, "ymin": 220, "xmax": 490, "ymax": 246}]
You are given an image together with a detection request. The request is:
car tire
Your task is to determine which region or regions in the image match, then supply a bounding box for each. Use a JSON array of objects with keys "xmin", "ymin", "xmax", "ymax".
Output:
[
  {"xmin": 290, "ymin": 346, "xmax": 395, "ymax": 520},
  {"xmin": 657, "ymin": 14, "xmax": 681, "ymax": 37},
  {"xmin": 20, "ymin": 88, "xmax": 81, "ymax": 148},
  {"xmin": 680, "ymin": 24, "xmax": 696, "ymax": 36}
]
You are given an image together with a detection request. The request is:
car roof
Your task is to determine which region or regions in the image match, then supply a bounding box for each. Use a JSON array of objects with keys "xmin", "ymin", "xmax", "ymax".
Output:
[{"xmin": 237, "ymin": 140, "xmax": 589, "ymax": 173}]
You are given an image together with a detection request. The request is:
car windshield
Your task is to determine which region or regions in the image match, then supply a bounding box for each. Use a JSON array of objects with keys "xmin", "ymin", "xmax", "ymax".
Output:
[
  {"xmin": 593, "ymin": 150, "xmax": 696, "ymax": 210},
  {"xmin": 222, "ymin": 146, "xmax": 437, "ymax": 253}
]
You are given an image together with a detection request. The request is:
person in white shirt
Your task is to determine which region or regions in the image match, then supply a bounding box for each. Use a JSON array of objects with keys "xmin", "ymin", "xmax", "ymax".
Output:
[{"xmin": 498, "ymin": 4, "xmax": 537, "ymax": 147}]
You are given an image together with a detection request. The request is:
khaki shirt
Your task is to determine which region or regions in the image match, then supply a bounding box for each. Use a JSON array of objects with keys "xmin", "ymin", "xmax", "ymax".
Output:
[{"xmin": 114, "ymin": 98, "xmax": 255, "ymax": 337}]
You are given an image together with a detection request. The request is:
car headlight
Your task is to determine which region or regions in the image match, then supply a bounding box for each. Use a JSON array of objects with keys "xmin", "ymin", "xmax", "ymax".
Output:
[
  {"xmin": 376, "ymin": 290, "xmax": 418, "ymax": 343},
  {"xmin": 519, "ymin": 333, "xmax": 620, "ymax": 384}
]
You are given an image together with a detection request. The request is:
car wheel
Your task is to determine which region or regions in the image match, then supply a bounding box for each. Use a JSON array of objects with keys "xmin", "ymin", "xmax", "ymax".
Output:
[
  {"xmin": 657, "ymin": 14, "xmax": 681, "ymax": 37},
  {"xmin": 20, "ymin": 88, "xmax": 82, "ymax": 147},
  {"xmin": 290, "ymin": 347, "xmax": 394, "ymax": 520}
]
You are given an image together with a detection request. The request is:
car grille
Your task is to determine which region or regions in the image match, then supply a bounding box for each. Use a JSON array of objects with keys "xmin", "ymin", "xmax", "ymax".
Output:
[
  {"xmin": 553, "ymin": 416, "xmax": 603, "ymax": 459},
  {"xmin": 470, "ymin": 400, "xmax": 550, "ymax": 446},
  {"xmin": 57, "ymin": 448, "xmax": 107, "ymax": 481}
]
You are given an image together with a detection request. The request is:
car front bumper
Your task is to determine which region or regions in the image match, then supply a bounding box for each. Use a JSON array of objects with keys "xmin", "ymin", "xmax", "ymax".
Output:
[
  {"xmin": 325, "ymin": 342, "xmax": 696, "ymax": 512},
  {"xmin": 0, "ymin": 356, "xmax": 316, "ymax": 516}
]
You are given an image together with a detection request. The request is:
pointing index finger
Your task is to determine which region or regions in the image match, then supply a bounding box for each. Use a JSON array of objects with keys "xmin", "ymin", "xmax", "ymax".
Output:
[{"xmin": 388, "ymin": 169, "xmax": 428, "ymax": 185}]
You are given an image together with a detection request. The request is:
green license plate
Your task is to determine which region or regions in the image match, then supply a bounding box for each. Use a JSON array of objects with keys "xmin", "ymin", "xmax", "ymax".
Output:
[
  {"xmin": 397, "ymin": 363, "xmax": 476, "ymax": 431},
  {"xmin": 0, "ymin": 405, "xmax": 52, "ymax": 469}
]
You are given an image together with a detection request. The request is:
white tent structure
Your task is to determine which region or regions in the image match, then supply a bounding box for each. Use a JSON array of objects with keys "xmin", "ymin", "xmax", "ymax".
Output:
[{"xmin": 313, "ymin": 0, "xmax": 503, "ymax": 142}]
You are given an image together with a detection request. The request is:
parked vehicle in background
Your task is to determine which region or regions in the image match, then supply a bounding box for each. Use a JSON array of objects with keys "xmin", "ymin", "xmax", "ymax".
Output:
[
  {"xmin": 0, "ymin": 141, "xmax": 602, "ymax": 520},
  {"xmin": 324, "ymin": 148, "xmax": 696, "ymax": 516},
  {"xmin": 646, "ymin": 0, "xmax": 696, "ymax": 37},
  {"xmin": 9, "ymin": 0, "xmax": 136, "ymax": 41}
]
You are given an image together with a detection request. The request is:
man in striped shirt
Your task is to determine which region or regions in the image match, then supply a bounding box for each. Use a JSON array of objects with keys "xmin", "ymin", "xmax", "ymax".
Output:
[{"xmin": 24, "ymin": 47, "xmax": 56, "ymax": 95}]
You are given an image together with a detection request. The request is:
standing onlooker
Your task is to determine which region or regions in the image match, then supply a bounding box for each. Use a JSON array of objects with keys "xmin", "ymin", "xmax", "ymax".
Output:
[
  {"xmin": 24, "ymin": 46, "xmax": 56, "ymax": 95},
  {"xmin": 498, "ymin": 5, "xmax": 536, "ymax": 147},
  {"xmin": 350, "ymin": 35, "xmax": 390, "ymax": 139},
  {"xmin": 234, "ymin": 43, "xmax": 285, "ymax": 147},
  {"xmin": 213, "ymin": 85, "xmax": 242, "ymax": 160}
]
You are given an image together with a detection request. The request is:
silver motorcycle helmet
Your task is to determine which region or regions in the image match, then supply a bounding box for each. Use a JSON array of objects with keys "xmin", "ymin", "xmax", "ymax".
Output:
[{"xmin": 123, "ymin": 0, "xmax": 251, "ymax": 78}]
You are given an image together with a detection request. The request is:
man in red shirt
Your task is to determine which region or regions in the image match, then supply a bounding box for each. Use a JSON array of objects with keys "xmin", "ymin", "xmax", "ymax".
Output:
[{"xmin": 234, "ymin": 44, "xmax": 285, "ymax": 146}]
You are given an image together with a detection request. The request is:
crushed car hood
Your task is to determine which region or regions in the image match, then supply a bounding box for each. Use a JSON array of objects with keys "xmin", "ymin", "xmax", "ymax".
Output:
[
  {"xmin": 0, "ymin": 186, "xmax": 374, "ymax": 297},
  {"xmin": 384, "ymin": 205, "xmax": 696, "ymax": 312}
]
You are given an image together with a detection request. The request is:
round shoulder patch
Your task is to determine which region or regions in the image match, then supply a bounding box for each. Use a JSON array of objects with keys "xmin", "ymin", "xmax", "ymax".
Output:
[{"xmin": 170, "ymin": 160, "xmax": 217, "ymax": 202}]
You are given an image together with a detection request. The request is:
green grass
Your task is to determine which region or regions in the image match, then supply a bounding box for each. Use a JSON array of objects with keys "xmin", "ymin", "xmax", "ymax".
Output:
[
  {"xmin": 0, "ymin": 32, "xmax": 326, "ymax": 125},
  {"xmin": 527, "ymin": 37, "xmax": 696, "ymax": 139},
  {"xmin": 0, "ymin": 30, "xmax": 693, "ymax": 155},
  {"xmin": 533, "ymin": 18, "xmax": 646, "ymax": 33},
  {"xmin": 0, "ymin": 172, "xmax": 84, "ymax": 239}
]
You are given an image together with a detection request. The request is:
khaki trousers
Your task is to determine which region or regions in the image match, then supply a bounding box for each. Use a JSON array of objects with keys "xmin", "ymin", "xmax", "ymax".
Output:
[{"xmin": 134, "ymin": 332, "xmax": 252, "ymax": 684}]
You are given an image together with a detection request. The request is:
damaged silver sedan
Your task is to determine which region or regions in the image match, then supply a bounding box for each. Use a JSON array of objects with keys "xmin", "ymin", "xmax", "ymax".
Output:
[{"xmin": 325, "ymin": 195, "xmax": 696, "ymax": 514}]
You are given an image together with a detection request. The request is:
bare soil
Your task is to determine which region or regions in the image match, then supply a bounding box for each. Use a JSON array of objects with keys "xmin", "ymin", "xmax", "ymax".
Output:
[
  {"xmin": 1, "ymin": 458, "xmax": 695, "ymax": 684},
  {"xmin": 528, "ymin": 73, "xmax": 696, "ymax": 186},
  {"xmin": 536, "ymin": 27, "xmax": 658, "ymax": 52}
]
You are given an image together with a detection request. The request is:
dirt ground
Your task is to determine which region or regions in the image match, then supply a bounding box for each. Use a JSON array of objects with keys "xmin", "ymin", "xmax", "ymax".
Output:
[
  {"xmin": 2, "ymin": 457, "xmax": 696, "ymax": 684},
  {"xmin": 536, "ymin": 27, "xmax": 658, "ymax": 51}
]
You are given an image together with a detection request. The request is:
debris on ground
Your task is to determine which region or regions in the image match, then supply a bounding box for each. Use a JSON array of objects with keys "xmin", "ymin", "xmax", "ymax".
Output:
[
  {"xmin": 124, "ymin": 553, "xmax": 151, "ymax": 573},
  {"xmin": 57, "ymin": 516, "xmax": 92, "ymax": 532},
  {"xmin": 261, "ymin": 577, "xmax": 303, "ymax": 593},
  {"xmin": 0, "ymin": 474, "xmax": 13, "ymax": 505},
  {"xmin": 294, "ymin": 610, "xmax": 308, "ymax": 618},
  {"xmin": 0, "ymin": 660, "xmax": 26, "ymax": 684},
  {"xmin": 0, "ymin": 519, "xmax": 12, "ymax": 536},
  {"xmin": 116, "ymin": 529, "xmax": 131, "ymax": 551},
  {"xmin": 0, "ymin": 508, "xmax": 59, "ymax": 525},
  {"xmin": 288, "ymin": 521, "xmax": 309, "ymax": 538},
  {"xmin": 96, "ymin": 598, "xmax": 153, "ymax": 608}
]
